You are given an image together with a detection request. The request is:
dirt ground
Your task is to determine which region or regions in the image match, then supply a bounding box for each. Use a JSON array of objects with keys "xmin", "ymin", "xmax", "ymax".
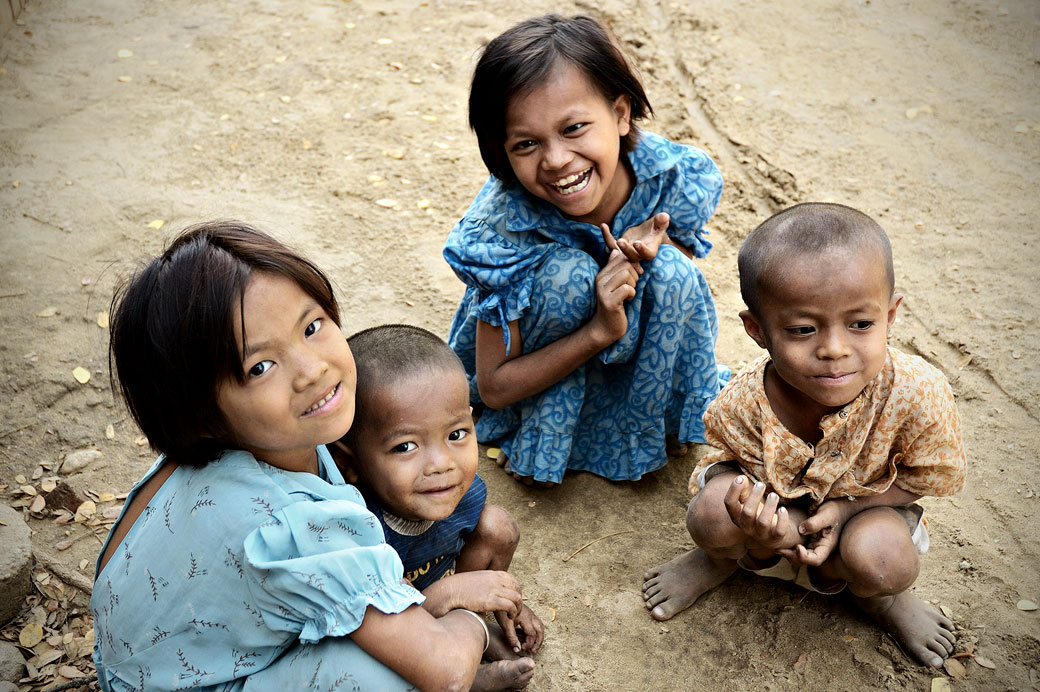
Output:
[{"xmin": 1, "ymin": 0, "xmax": 1038, "ymax": 690}]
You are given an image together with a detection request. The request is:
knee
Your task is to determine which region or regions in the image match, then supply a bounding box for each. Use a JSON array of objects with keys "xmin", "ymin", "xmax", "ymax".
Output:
[
  {"xmin": 473, "ymin": 504, "xmax": 520, "ymax": 555},
  {"xmin": 685, "ymin": 478, "xmax": 741, "ymax": 549},
  {"xmin": 840, "ymin": 512, "xmax": 920, "ymax": 595},
  {"xmin": 645, "ymin": 245, "xmax": 698, "ymax": 293}
]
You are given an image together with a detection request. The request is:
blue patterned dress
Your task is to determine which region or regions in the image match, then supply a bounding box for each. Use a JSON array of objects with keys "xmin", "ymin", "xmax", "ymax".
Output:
[
  {"xmin": 443, "ymin": 132, "xmax": 730, "ymax": 484},
  {"xmin": 90, "ymin": 447, "xmax": 425, "ymax": 691}
]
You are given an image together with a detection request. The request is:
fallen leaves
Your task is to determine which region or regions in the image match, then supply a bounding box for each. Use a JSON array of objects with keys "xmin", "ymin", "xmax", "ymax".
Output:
[
  {"xmin": 19, "ymin": 622, "xmax": 44, "ymax": 648},
  {"xmin": 905, "ymin": 105, "xmax": 933, "ymax": 119},
  {"xmin": 146, "ymin": 219, "xmax": 165, "ymax": 230}
]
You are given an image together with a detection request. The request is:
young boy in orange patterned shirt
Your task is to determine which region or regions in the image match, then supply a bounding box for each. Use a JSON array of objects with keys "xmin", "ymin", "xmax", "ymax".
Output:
[{"xmin": 642, "ymin": 202, "xmax": 966, "ymax": 668}]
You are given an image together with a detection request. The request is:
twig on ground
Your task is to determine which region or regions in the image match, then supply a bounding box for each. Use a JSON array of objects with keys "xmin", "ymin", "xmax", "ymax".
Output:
[
  {"xmin": 563, "ymin": 530, "xmax": 634, "ymax": 562},
  {"xmin": 42, "ymin": 674, "xmax": 98, "ymax": 692},
  {"xmin": 34, "ymin": 548, "xmax": 94, "ymax": 595}
]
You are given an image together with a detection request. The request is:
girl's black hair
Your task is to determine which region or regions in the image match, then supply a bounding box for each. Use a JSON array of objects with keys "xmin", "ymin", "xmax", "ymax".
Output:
[
  {"xmin": 469, "ymin": 14, "xmax": 653, "ymax": 184},
  {"xmin": 108, "ymin": 221, "xmax": 340, "ymax": 467}
]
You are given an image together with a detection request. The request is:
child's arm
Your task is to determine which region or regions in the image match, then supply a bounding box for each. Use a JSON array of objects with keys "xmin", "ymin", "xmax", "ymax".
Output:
[
  {"xmin": 475, "ymin": 239, "xmax": 639, "ymax": 410},
  {"xmin": 351, "ymin": 604, "xmax": 485, "ymax": 691},
  {"xmin": 779, "ymin": 484, "xmax": 922, "ymax": 566},
  {"xmin": 420, "ymin": 570, "xmax": 524, "ymax": 619}
]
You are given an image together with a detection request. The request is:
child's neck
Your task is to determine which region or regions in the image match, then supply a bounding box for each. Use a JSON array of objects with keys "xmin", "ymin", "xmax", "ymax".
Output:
[{"xmin": 763, "ymin": 364, "xmax": 846, "ymax": 446}]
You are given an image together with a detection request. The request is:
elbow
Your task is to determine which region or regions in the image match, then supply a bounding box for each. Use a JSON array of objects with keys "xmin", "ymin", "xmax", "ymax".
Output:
[{"xmin": 476, "ymin": 378, "xmax": 514, "ymax": 411}]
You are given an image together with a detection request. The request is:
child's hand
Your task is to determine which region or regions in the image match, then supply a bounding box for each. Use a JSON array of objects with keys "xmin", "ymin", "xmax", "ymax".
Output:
[
  {"xmin": 778, "ymin": 500, "xmax": 847, "ymax": 566},
  {"xmin": 600, "ymin": 212, "xmax": 670, "ymax": 270},
  {"xmin": 425, "ymin": 570, "xmax": 524, "ymax": 618},
  {"xmin": 590, "ymin": 246, "xmax": 640, "ymax": 344},
  {"xmin": 723, "ymin": 475, "xmax": 792, "ymax": 551},
  {"xmin": 494, "ymin": 603, "xmax": 544, "ymax": 655}
]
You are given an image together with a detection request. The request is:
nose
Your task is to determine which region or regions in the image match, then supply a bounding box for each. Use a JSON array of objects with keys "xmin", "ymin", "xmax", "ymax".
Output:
[
  {"xmin": 292, "ymin": 347, "xmax": 329, "ymax": 393},
  {"xmin": 540, "ymin": 138, "xmax": 572, "ymax": 172},
  {"xmin": 424, "ymin": 444, "xmax": 457, "ymax": 476},
  {"xmin": 816, "ymin": 327, "xmax": 851, "ymax": 360}
]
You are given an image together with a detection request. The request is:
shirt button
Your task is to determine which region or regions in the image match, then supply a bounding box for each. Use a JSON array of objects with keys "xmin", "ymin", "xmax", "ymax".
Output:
[
  {"xmin": 839, "ymin": 410, "xmax": 848, "ymax": 419},
  {"xmin": 830, "ymin": 450, "xmax": 841, "ymax": 457}
]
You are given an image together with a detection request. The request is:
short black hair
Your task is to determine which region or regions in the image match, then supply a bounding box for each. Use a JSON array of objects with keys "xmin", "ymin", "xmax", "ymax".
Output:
[
  {"xmin": 109, "ymin": 220, "xmax": 340, "ymax": 467},
  {"xmin": 344, "ymin": 325, "xmax": 464, "ymax": 440},
  {"xmin": 469, "ymin": 14, "xmax": 652, "ymax": 183},
  {"xmin": 738, "ymin": 202, "xmax": 895, "ymax": 317}
]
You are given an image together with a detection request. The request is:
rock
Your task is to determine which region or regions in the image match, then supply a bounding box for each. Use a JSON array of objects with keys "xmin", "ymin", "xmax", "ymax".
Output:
[
  {"xmin": 0, "ymin": 641, "xmax": 25, "ymax": 684},
  {"xmin": 0, "ymin": 504, "xmax": 31, "ymax": 625},
  {"xmin": 0, "ymin": 681, "xmax": 19, "ymax": 692},
  {"xmin": 60, "ymin": 448, "xmax": 103, "ymax": 474}
]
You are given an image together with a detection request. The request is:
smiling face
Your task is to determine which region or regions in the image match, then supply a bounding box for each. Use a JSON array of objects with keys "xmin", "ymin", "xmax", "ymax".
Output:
[
  {"xmin": 346, "ymin": 366, "xmax": 477, "ymax": 522},
  {"xmin": 504, "ymin": 61, "xmax": 634, "ymax": 227},
  {"xmin": 740, "ymin": 246, "xmax": 901, "ymax": 435},
  {"xmin": 216, "ymin": 272, "xmax": 356, "ymax": 473}
]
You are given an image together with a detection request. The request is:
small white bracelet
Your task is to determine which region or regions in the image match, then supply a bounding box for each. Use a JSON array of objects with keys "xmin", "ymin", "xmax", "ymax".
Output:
[{"xmin": 457, "ymin": 608, "xmax": 489, "ymax": 653}]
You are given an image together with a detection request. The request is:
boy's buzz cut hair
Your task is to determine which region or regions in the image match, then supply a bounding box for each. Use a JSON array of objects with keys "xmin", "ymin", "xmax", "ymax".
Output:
[
  {"xmin": 469, "ymin": 13, "xmax": 653, "ymax": 184},
  {"xmin": 738, "ymin": 202, "xmax": 895, "ymax": 317},
  {"xmin": 347, "ymin": 324, "xmax": 465, "ymax": 422}
]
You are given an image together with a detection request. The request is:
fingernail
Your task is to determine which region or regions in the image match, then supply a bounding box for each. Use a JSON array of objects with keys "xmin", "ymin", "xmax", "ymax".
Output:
[
  {"xmin": 755, "ymin": 482, "xmax": 765, "ymax": 490},
  {"xmin": 735, "ymin": 476, "xmax": 745, "ymax": 484}
]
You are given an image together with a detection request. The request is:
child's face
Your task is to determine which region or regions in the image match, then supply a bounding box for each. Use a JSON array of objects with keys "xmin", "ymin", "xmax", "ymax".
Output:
[
  {"xmin": 347, "ymin": 366, "xmax": 477, "ymax": 522},
  {"xmin": 216, "ymin": 272, "xmax": 356, "ymax": 473},
  {"xmin": 741, "ymin": 246, "xmax": 901, "ymax": 415},
  {"xmin": 503, "ymin": 61, "xmax": 633, "ymax": 227}
]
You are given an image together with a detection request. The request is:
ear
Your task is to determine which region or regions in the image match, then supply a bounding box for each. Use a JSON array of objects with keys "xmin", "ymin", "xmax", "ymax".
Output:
[
  {"xmin": 739, "ymin": 309, "xmax": 769, "ymax": 350},
  {"xmin": 612, "ymin": 94, "xmax": 632, "ymax": 138},
  {"xmin": 329, "ymin": 439, "xmax": 360, "ymax": 484},
  {"xmin": 886, "ymin": 293, "xmax": 903, "ymax": 330}
]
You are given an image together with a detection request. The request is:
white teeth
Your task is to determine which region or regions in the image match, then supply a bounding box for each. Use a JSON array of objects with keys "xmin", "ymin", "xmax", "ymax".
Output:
[
  {"xmin": 551, "ymin": 169, "xmax": 590, "ymax": 195},
  {"xmin": 305, "ymin": 385, "xmax": 336, "ymax": 414}
]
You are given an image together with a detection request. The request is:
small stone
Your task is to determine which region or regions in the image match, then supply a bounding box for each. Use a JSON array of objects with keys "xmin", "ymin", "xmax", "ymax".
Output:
[{"xmin": 61, "ymin": 448, "xmax": 103, "ymax": 474}]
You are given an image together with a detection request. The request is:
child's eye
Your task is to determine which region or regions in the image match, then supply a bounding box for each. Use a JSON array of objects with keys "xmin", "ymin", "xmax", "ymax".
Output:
[
  {"xmin": 448, "ymin": 428, "xmax": 470, "ymax": 442},
  {"xmin": 564, "ymin": 122, "xmax": 587, "ymax": 135},
  {"xmin": 510, "ymin": 139, "xmax": 536, "ymax": 153},
  {"xmin": 786, "ymin": 326, "xmax": 815, "ymax": 336},
  {"xmin": 305, "ymin": 318, "xmax": 322, "ymax": 337},
  {"xmin": 391, "ymin": 441, "xmax": 418, "ymax": 454},
  {"xmin": 850, "ymin": 320, "xmax": 875, "ymax": 330},
  {"xmin": 248, "ymin": 360, "xmax": 274, "ymax": 378}
]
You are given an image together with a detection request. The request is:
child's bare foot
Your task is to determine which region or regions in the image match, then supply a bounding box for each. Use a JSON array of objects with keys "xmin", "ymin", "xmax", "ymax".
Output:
[
  {"xmin": 665, "ymin": 434, "xmax": 689, "ymax": 458},
  {"xmin": 641, "ymin": 549, "xmax": 737, "ymax": 621},
  {"xmin": 494, "ymin": 452, "xmax": 555, "ymax": 488},
  {"xmin": 855, "ymin": 590, "xmax": 956, "ymax": 668},
  {"xmin": 470, "ymin": 658, "xmax": 535, "ymax": 691}
]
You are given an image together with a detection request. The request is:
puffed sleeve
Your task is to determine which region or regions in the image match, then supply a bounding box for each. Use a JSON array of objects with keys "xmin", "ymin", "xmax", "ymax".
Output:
[
  {"xmin": 242, "ymin": 497, "xmax": 424, "ymax": 644},
  {"xmin": 660, "ymin": 146, "xmax": 723, "ymax": 258}
]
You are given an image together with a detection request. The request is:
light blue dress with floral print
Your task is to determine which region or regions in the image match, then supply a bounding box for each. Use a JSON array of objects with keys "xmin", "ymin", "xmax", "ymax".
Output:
[
  {"xmin": 443, "ymin": 132, "xmax": 729, "ymax": 484},
  {"xmin": 90, "ymin": 447, "xmax": 425, "ymax": 691}
]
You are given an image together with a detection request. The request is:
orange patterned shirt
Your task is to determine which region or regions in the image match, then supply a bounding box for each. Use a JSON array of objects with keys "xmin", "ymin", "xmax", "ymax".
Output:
[{"xmin": 689, "ymin": 348, "xmax": 966, "ymax": 507}]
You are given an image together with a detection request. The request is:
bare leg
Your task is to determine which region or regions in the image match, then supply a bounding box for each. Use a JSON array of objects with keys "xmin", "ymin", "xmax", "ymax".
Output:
[
  {"xmin": 456, "ymin": 505, "xmax": 519, "ymax": 573},
  {"xmin": 829, "ymin": 508, "xmax": 955, "ymax": 668},
  {"xmin": 641, "ymin": 473, "xmax": 746, "ymax": 620}
]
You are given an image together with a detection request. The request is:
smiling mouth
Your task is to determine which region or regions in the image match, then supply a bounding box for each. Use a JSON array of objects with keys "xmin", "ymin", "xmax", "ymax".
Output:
[
  {"xmin": 303, "ymin": 383, "xmax": 339, "ymax": 415},
  {"xmin": 814, "ymin": 373, "xmax": 855, "ymax": 385},
  {"xmin": 420, "ymin": 485, "xmax": 456, "ymax": 496},
  {"xmin": 549, "ymin": 168, "xmax": 591, "ymax": 195}
]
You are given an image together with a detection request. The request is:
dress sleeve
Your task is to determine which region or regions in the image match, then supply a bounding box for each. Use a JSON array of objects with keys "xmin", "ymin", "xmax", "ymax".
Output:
[
  {"xmin": 661, "ymin": 147, "xmax": 723, "ymax": 258},
  {"xmin": 242, "ymin": 497, "xmax": 424, "ymax": 644},
  {"xmin": 443, "ymin": 216, "xmax": 553, "ymax": 327}
]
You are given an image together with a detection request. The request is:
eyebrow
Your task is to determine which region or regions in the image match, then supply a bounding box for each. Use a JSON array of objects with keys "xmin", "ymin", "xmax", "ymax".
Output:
[{"xmin": 241, "ymin": 301, "xmax": 317, "ymax": 361}]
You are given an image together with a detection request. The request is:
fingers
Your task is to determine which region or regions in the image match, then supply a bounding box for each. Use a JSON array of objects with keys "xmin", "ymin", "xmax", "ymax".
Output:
[{"xmin": 494, "ymin": 610, "xmax": 522, "ymax": 652}]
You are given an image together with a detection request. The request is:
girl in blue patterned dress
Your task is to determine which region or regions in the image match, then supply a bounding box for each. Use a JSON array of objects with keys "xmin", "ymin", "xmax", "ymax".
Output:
[
  {"xmin": 91, "ymin": 222, "xmax": 510, "ymax": 691},
  {"xmin": 443, "ymin": 14, "xmax": 729, "ymax": 486}
]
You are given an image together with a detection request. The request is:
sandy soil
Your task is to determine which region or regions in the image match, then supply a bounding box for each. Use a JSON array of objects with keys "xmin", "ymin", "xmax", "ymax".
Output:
[{"xmin": 1, "ymin": 0, "xmax": 1038, "ymax": 690}]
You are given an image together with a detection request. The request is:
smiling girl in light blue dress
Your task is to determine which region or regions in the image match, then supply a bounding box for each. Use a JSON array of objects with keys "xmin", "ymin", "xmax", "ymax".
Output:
[
  {"xmin": 91, "ymin": 222, "xmax": 505, "ymax": 691},
  {"xmin": 444, "ymin": 14, "xmax": 729, "ymax": 486}
]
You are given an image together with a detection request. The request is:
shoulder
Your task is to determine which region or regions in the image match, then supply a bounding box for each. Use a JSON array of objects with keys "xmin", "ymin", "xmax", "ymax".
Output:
[
  {"xmin": 630, "ymin": 132, "xmax": 719, "ymax": 181},
  {"xmin": 886, "ymin": 348, "xmax": 957, "ymax": 406},
  {"xmin": 706, "ymin": 355, "xmax": 768, "ymax": 422}
]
